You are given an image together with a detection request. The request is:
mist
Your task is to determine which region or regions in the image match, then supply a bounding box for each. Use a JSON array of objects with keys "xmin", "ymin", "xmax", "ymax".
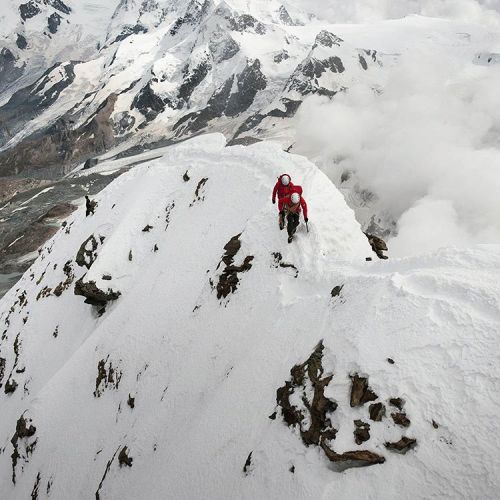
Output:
[
  {"xmin": 287, "ymin": 0, "xmax": 500, "ymax": 26},
  {"xmin": 295, "ymin": 47, "xmax": 500, "ymax": 256}
]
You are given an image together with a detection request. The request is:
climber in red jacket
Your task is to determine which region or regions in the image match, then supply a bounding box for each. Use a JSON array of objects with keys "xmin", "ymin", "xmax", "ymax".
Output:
[
  {"xmin": 272, "ymin": 174, "xmax": 303, "ymax": 204},
  {"xmin": 278, "ymin": 192, "xmax": 308, "ymax": 243}
]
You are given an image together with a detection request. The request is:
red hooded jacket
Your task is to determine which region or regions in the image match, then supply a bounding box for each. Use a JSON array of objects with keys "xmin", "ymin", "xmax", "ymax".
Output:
[
  {"xmin": 279, "ymin": 194, "xmax": 308, "ymax": 220},
  {"xmin": 272, "ymin": 174, "xmax": 303, "ymax": 203}
]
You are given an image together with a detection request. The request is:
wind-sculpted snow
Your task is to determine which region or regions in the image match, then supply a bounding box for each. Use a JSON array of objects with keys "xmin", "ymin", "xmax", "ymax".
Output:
[{"xmin": 0, "ymin": 135, "xmax": 499, "ymax": 498}]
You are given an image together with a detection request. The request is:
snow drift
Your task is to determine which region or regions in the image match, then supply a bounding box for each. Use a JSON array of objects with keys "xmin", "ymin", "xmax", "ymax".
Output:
[{"xmin": 0, "ymin": 135, "xmax": 499, "ymax": 499}]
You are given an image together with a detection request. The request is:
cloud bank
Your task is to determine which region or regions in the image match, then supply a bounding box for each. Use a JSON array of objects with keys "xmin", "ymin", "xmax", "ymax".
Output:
[
  {"xmin": 295, "ymin": 48, "xmax": 500, "ymax": 256},
  {"xmin": 288, "ymin": 0, "xmax": 500, "ymax": 26}
]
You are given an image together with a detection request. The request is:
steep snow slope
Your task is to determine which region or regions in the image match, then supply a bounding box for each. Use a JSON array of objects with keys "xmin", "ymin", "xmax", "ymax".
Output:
[{"xmin": 0, "ymin": 135, "xmax": 499, "ymax": 499}]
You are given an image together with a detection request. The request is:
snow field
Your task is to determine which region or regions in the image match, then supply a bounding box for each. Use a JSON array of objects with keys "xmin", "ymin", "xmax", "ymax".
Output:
[{"xmin": 0, "ymin": 135, "xmax": 499, "ymax": 499}]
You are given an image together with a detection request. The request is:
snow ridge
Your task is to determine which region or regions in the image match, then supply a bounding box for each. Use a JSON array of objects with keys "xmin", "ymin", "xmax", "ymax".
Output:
[{"xmin": 0, "ymin": 135, "xmax": 499, "ymax": 499}]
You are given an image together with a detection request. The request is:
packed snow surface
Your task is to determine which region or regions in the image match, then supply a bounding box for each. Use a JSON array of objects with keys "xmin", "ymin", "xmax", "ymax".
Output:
[{"xmin": 0, "ymin": 135, "xmax": 499, "ymax": 499}]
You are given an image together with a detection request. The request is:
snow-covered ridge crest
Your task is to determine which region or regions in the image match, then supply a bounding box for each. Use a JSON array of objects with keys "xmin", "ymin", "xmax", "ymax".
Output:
[
  {"xmin": 1, "ymin": 135, "xmax": 500, "ymax": 498},
  {"xmin": 0, "ymin": 134, "xmax": 371, "ymax": 496}
]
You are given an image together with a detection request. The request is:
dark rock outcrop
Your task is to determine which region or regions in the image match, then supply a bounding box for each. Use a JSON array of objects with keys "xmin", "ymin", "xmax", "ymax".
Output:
[
  {"xmin": 353, "ymin": 420, "xmax": 371, "ymax": 445},
  {"xmin": 31, "ymin": 472, "xmax": 41, "ymax": 500},
  {"xmin": 276, "ymin": 342, "xmax": 385, "ymax": 469},
  {"xmin": 274, "ymin": 50, "xmax": 289, "ymax": 63},
  {"xmin": 232, "ymin": 113, "xmax": 266, "ymax": 138},
  {"xmin": 391, "ymin": 412, "xmax": 411, "ymax": 428},
  {"xmin": 74, "ymin": 279, "xmax": 121, "ymax": 314},
  {"xmin": 225, "ymin": 59, "xmax": 267, "ymax": 117},
  {"xmin": 320, "ymin": 445, "xmax": 385, "ymax": 468},
  {"xmin": 276, "ymin": 341, "xmax": 337, "ymax": 446},
  {"xmin": 284, "ymin": 31, "xmax": 355, "ymax": 98},
  {"xmin": 369, "ymin": 402, "xmax": 386, "ymax": 421},
  {"xmin": 266, "ymin": 98, "xmax": 303, "ymax": 119},
  {"xmin": 118, "ymin": 446, "xmax": 133, "ymax": 467},
  {"xmin": 4, "ymin": 378, "xmax": 18, "ymax": 394},
  {"xmin": 231, "ymin": 97, "xmax": 302, "ymax": 141},
  {"xmin": 302, "ymin": 56, "xmax": 345, "ymax": 79},
  {"xmin": 389, "ymin": 397, "xmax": 405, "ymax": 411},
  {"xmin": 174, "ymin": 59, "xmax": 266, "ymax": 135},
  {"xmin": 127, "ymin": 394, "xmax": 135, "ymax": 408},
  {"xmin": 53, "ymin": 260, "xmax": 74, "ymax": 296},
  {"xmin": 385, "ymin": 437, "xmax": 417, "ymax": 454},
  {"xmin": 49, "ymin": 0, "xmax": 71, "ymax": 15},
  {"xmin": 314, "ymin": 30, "xmax": 344, "ymax": 48},
  {"xmin": 174, "ymin": 77, "xmax": 233, "ymax": 134},
  {"xmin": 48, "ymin": 12, "xmax": 62, "ymax": 34},
  {"xmin": 350, "ymin": 374, "xmax": 378, "ymax": 407},
  {"xmin": 11, "ymin": 414, "xmax": 37, "ymax": 484},
  {"xmin": 365, "ymin": 233, "xmax": 389, "ymax": 259},
  {"xmin": 169, "ymin": 0, "xmax": 211, "ymax": 36},
  {"xmin": 229, "ymin": 14, "xmax": 266, "ymax": 34},
  {"xmin": 83, "ymin": 158, "xmax": 99, "ymax": 170},
  {"xmin": 132, "ymin": 82, "xmax": 169, "ymax": 121},
  {"xmin": 272, "ymin": 252, "xmax": 298, "ymax": 278},
  {"xmin": 178, "ymin": 60, "xmax": 212, "ymax": 103},
  {"xmin": 76, "ymin": 235, "xmax": 99, "ymax": 269},
  {"xmin": 215, "ymin": 234, "xmax": 254, "ymax": 299},
  {"xmin": 243, "ymin": 451, "xmax": 253, "ymax": 475},
  {"xmin": 93, "ymin": 357, "xmax": 122, "ymax": 397},
  {"xmin": 95, "ymin": 446, "xmax": 121, "ymax": 499},
  {"xmin": 111, "ymin": 24, "xmax": 147, "ymax": 45},
  {"xmin": 359, "ymin": 54, "xmax": 368, "ymax": 70},
  {"xmin": 19, "ymin": 1, "xmax": 41, "ymax": 21},
  {"xmin": 0, "ymin": 357, "xmax": 5, "ymax": 387},
  {"xmin": 190, "ymin": 177, "xmax": 208, "ymax": 206},
  {"xmin": 16, "ymin": 34, "xmax": 28, "ymax": 50}
]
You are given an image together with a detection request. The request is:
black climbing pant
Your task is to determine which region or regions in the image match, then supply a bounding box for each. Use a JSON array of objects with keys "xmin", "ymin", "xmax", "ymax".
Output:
[{"xmin": 287, "ymin": 212, "xmax": 300, "ymax": 237}]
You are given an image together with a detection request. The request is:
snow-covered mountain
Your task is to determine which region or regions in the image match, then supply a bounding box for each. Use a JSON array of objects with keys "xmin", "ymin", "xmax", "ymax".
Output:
[
  {"xmin": 1, "ymin": 0, "xmax": 499, "ymax": 250},
  {"xmin": 0, "ymin": 0, "xmax": 399, "ymax": 286},
  {"xmin": 0, "ymin": 0, "xmax": 388, "ymax": 175},
  {"xmin": 1, "ymin": 3, "xmax": 500, "ymax": 497},
  {"xmin": 0, "ymin": 0, "xmax": 118, "ymax": 96},
  {"xmin": 1, "ymin": 135, "xmax": 499, "ymax": 499}
]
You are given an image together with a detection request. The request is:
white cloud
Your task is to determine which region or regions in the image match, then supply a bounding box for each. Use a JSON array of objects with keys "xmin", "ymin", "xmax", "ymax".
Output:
[
  {"xmin": 286, "ymin": 0, "xmax": 500, "ymax": 26},
  {"xmin": 295, "ymin": 47, "xmax": 500, "ymax": 256}
]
